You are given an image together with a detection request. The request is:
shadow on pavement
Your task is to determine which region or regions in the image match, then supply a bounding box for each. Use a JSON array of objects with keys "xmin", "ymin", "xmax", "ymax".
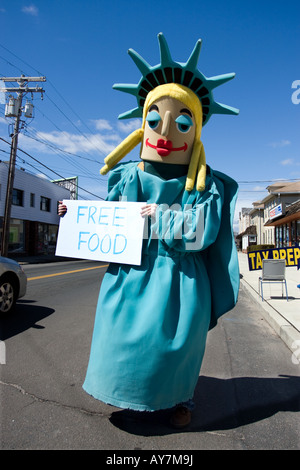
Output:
[
  {"xmin": 109, "ymin": 374, "xmax": 300, "ymax": 436},
  {"xmin": 0, "ymin": 300, "xmax": 55, "ymax": 340}
]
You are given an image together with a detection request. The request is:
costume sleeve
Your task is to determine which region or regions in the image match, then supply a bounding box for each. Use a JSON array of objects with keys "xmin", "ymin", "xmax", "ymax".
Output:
[
  {"xmin": 150, "ymin": 176, "xmax": 224, "ymax": 253},
  {"xmin": 204, "ymin": 170, "xmax": 239, "ymax": 328}
]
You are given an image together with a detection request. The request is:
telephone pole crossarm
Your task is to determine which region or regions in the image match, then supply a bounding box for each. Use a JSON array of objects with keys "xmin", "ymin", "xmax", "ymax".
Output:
[
  {"xmin": 0, "ymin": 86, "xmax": 45, "ymax": 93},
  {"xmin": 0, "ymin": 76, "xmax": 46, "ymax": 82}
]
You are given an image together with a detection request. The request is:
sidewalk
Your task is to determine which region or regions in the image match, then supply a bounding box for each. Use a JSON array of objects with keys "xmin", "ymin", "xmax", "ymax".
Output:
[{"xmin": 238, "ymin": 251, "xmax": 300, "ymax": 352}]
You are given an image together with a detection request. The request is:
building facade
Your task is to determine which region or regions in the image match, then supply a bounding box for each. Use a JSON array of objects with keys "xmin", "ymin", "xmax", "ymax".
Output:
[
  {"xmin": 261, "ymin": 181, "xmax": 300, "ymax": 247},
  {"xmin": 238, "ymin": 180, "xmax": 300, "ymax": 251},
  {"xmin": 265, "ymin": 199, "xmax": 300, "ymax": 247},
  {"xmin": 0, "ymin": 161, "xmax": 71, "ymax": 256},
  {"xmin": 249, "ymin": 202, "xmax": 264, "ymax": 245},
  {"xmin": 239, "ymin": 207, "xmax": 252, "ymax": 234}
]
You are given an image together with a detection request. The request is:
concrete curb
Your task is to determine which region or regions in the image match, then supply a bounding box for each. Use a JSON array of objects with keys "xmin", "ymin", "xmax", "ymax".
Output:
[{"xmin": 240, "ymin": 277, "xmax": 300, "ymax": 354}]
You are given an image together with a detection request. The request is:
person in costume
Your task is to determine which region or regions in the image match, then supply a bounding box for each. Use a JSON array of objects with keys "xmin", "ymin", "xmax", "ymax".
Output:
[{"xmin": 59, "ymin": 33, "xmax": 240, "ymax": 428}]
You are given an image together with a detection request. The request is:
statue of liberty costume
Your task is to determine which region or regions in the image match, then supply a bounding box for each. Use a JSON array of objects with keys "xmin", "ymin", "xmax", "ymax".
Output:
[{"xmin": 83, "ymin": 34, "xmax": 240, "ymax": 411}]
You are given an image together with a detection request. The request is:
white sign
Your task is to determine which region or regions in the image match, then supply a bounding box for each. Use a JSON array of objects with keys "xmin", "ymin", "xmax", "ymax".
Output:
[
  {"xmin": 270, "ymin": 203, "xmax": 283, "ymax": 220},
  {"xmin": 56, "ymin": 200, "xmax": 145, "ymax": 266}
]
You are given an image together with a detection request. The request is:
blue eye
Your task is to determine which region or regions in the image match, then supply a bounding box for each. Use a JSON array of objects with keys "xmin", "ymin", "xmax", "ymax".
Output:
[
  {"xmin": 175, "ymin": 114, "xmax": 193, "ymax": 133},
  {"xmin": 146, "ymin": 110, "xmax": 161, "ymax": 129}
]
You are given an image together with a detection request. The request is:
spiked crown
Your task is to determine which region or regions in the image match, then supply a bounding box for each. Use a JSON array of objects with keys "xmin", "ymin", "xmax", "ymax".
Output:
[{"xmin": 113, "ymin": 33, "xmax": 239, "ymax": 126}]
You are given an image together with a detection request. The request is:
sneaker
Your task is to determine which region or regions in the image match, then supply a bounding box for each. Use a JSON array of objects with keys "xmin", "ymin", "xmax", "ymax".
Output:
[{"xmin": 170, "ymin": 406, "xmax": 191, "ymax": 429}]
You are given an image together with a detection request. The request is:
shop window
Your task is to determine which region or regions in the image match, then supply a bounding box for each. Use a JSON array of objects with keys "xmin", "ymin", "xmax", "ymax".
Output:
[
  {"xmin": 8, "ymin": 219, "xmax": 25, "ymax": 253},
  {"xmin": 38, "ymin": 223, "xmax": 58, "ymax": 254},
  {"xmin": 283, "ymin": 224, "xmax": 287, "ymax": 247},
  {"xmin": 40, "ymin": 196, "xmax": 51, "ymax": 212},
  {"xmin": 297, "ymin": 220, "xmax": 300, "ymax": 245},
  {"xmin": 12, "ymin": 189, "xmax": 24, "ymax": 206}
]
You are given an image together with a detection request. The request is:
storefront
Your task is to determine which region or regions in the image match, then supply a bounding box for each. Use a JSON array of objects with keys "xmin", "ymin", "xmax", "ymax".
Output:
[
  {"xmin": 0, "ymin": 218, "xmax": 61, "ymax": 255},
  {"xmin": 0, "ymin": 161, "xmax": 71, "ymax": 257},
  {"xmin": 0, "ymin": 218, "xmax": 25, "ymax": 253},
  {"xmin": 37, "ymin": 223, "xmax": 59, "ymax": 254},
  {"xmin": 265, "ymin": 200, "xmax": 300, "ymax": 247}
]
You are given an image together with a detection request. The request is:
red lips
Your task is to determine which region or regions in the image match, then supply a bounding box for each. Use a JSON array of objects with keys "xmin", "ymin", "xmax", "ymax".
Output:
[
  {"xmin": 145, "ymin": 138, "xmax": 187, "ymax": 157},
  {"xmin": 156, "ymin": 139, "xmax": 173, "ymax": 156}
]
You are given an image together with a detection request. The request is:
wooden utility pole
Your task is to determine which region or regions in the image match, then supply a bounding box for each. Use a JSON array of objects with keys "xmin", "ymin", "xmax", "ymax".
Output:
[{"xmin": 0, "ymin": 75, "xmax": 45, "ymax": 257}]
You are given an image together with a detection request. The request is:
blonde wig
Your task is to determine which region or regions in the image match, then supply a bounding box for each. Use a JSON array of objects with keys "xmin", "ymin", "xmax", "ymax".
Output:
[{"xmin": 100, "ymin": 83, "xmax": 206, "ymax": 192}]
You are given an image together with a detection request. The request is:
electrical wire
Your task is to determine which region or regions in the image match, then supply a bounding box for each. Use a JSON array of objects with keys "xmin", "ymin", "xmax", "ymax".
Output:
[
  {"xmin": 0, "ymin": 42, "xmax": 110, "ymax": 157},
  {"xmin": 0, "ymin": 48, "xmax": 113, "ymax": 198},
  {"xmin": 0, "ymin": 136, "xmax": 105, "ymax": 200},
  {"xmin": 1, "ymin": 43, "xmax": 299, "ymax": 197},
  {"xmin": 0, "ymin": 104, "xmax": 108, "ymax": 188}
]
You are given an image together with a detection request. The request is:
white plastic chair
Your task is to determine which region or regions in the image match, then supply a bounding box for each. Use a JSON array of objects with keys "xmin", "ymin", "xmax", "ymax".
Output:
[{"xmin": 258, "ymin": 259, "xmax": 288, "ymax": 301}]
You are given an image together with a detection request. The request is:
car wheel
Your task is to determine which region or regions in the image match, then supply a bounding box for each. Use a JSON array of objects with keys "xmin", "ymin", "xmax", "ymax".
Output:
[{"xmin": 0, "ymin": 277, "xmax": 16, "ymax": 314}]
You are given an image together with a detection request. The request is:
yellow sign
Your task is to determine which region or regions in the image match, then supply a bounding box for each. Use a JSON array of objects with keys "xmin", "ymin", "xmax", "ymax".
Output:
[{"xmin": 248, "ymin": 247, "xmax": 300, "ymax": 271}]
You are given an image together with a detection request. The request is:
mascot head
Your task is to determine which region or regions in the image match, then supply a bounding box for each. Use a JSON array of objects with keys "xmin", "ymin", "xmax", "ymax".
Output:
[{"xmin": 100, "ymin": 33, "xmax": 238, "ymax": 192}]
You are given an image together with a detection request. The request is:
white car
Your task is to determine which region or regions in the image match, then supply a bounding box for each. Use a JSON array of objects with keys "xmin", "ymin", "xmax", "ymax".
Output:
[{"xmin": 0, "ymin": 256, "xmax": 27, "ymax": 314}]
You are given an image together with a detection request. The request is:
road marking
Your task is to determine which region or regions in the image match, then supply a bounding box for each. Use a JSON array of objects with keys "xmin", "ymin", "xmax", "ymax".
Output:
[{"xmin": 27, "ymin": 264, "xmax": 109, "ymax": 281}]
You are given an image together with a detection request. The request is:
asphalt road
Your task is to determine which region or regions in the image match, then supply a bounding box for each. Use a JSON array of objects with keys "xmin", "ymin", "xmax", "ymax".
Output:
[{"xmin": 0, "ymin": 259, "xmax": 299, "ymax": 450}]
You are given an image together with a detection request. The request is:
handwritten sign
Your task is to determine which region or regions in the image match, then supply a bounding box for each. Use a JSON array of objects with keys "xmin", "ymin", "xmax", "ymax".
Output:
[
  {"xmin": 247, "ymin": 246, "xmax": 300, "ymax": 271},
  {"xmin": 56, "ymin": 200, "xmax": 145, "ymax": 266}
]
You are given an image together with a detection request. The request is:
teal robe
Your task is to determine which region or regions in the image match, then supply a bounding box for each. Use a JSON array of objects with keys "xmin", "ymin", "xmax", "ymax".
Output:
[{"xmin": 83, "ymin": 161, "xmax": 239, "ymax": 411}]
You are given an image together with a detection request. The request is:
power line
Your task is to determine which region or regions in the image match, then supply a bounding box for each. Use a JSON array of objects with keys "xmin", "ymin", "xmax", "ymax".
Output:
[
  {"xmin": 237, "ymin": 178, "xmax": 300, "ymax": 184},
  {"xmin": 22, "ymin": 128, "xmax": 108, "ymax": 188},
  {"xmin": 23, "ymin": 130, "xmax": 103, "ymax": 164},
  {"xmin": 1, "ymin": 44, "xmax": 299, "ymax": 194},
  {"xmin": 0, "ymin": 136, "xmax": 105, "ymax": 200},
  {"xmin": 0, "ymin": 42, "xmax": 109, "ymax": 157}
]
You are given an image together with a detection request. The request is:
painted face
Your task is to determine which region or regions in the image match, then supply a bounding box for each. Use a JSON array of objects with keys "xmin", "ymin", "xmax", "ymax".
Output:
[{"xmin": 141, "ymin": 96, "xmax": 196, "ymax": 165}]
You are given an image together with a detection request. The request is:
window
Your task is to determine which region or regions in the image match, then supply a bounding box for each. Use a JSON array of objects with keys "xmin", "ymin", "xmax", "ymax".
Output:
[
  {"xmin": 38, "ymin": 223, "xmax": 59, "ymax": 254},
  {"xmin": 8, "ymin": 218, "xmax": 25, "ymax": 253},
  {"xmin": 40, "ymin": 196, "xmax": 51, "ymax": 212},
  {"xmin": 30, "ymin": 193, "xmax": 35, "ymax": 207},
  {"xmin": 297, "ymin": 220, "xmax": 300, "ymax": 245},
  {"xmin": 12, "ymin": 189, "xmax": 24, "ymax": 206}
]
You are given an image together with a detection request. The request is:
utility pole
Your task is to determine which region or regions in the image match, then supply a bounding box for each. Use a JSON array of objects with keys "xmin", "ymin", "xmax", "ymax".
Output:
[{"xmin": 0, "ymin": 75, "xmax": 45, "ymax": 257}]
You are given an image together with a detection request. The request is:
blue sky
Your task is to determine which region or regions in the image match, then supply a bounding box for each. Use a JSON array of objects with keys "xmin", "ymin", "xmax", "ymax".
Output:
[{"xmin": 0, "ymin": 0, "xmax": 299, "ymax": 229}]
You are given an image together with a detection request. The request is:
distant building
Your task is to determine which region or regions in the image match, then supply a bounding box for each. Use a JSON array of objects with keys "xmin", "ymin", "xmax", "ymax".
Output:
[
  {"xmin": 261, "ymin": 181, "xmax": 300, "ymax": 247},
  {"xmin": 239, "ymin": 207, "xmax": 252, "ymax": 233},
  {"xmin": 249, "ymin": 202, "xmax": 264, "ymax": 245},
  {"xmin": 237, "ymin": 208, "xmax": 255, "ymax": 251},
  {"xmin": 238, "ymin": 180, "xmax": 300, "ymax": 251},
  {"xmin": 0, "ymin": 161, "xmax": 72, "ymax": 256},
  {"xmin": 237, "ymin": 180, "xmax": 300, "ymax": 251},
  {"xmin": 236, "ymin": 225, "xmax": 257, "ymax": 252}
]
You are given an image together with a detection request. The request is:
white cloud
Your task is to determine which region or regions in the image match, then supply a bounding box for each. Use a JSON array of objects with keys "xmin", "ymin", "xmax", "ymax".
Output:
[
  {"xmin": 21, "ymin": 5, "xmax": 38, "ymax": 16},
  {"xmin": 269, "ymin": 139, "xmax": 291, "ymax": 148},
  {"xmin": 280, "ymin": 158, "xmax": 294, "ymax": 165},
  {"xmin": 36, "ymin": 173, "xmax": 48, "ymax": 180},
  {"xmin": 39, "ymin": 131, "xmax": 118, "ymax": 154},
  {"xmin": 19, "ymin": 129, "xmax": 120, "ymax": 157},
  {"xmin": 117, "ymin": 119, "xmax": 142, "ymax": 133},
  {"xmin": 91, "ymin": 119, "xmax": 113, "ymax": 131}
]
